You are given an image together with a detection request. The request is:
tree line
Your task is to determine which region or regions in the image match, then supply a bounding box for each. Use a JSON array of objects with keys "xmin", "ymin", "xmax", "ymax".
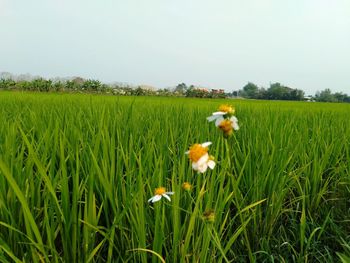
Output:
[
  {"xmin": 0, "ymin": 75, "xmax": 349, "ymax": 102},
  {"xmin": 0, "ymin": 78, "xmax": 225, "ymax": 98},
  {"xmin": 231, "ymin": 82, "xmax": 350, "ymax": 103},
  {"xmin": 234, "ymin": 82, "xmax": 304, "ymax": 100}
]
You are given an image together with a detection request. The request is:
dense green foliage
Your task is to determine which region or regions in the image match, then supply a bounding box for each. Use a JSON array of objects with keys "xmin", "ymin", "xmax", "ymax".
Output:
[
  {"xmin": 314, "ymin": 88, "xmax": 350, "ymax": 103},
  {"xmin": 0, "ymin": 78, "xmax": 111, "ymax": 94},
  {"xmin": 2, "ymin": 77, "xmax": 350, "ymax": 102},
  {"xmin": 238, "ymin": 82, "xmax": 305, "ymax": 101},
  {"xmin": 0, "ymin": 78, "xmax": 225, "ymax": 99},
  {"xmin": 237, "ymin": 82, "xmax": 350, "ymax": 103},
  {"xmin": 0, "ymin": 92, "xmax": 349, "ymax": 262}
]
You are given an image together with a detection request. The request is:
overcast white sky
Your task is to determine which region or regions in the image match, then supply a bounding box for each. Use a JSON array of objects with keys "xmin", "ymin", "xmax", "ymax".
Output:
[{"xmin": 1, "ymin": 0, "xmax": 350, "ymax": 95}]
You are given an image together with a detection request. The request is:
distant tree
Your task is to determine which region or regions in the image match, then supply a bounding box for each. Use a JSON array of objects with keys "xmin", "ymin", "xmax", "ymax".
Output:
[
  {"xmin": 333, "ymin": 92, "xmax": 347, "ymax": 102},
  {"xmin": 242, "ymin": 82, "xmax": 259, "ymax": 98},
  {"xmin": 122, "ymin": 87, "xmax": 134, "ymax": 95},
  {"xmin": 266, "ymin": 83, "xmax": 286, "ymax": 100},
  {"xmin": 174, "ymin": 83, "xmax": 188, "ymax": 95},
  {"xmin": 315, "ymin": 89, "xmax": 336, "ymax": 102},
  {"xmin": 82, "ymin": 79, "xmax": 101, "ymax": 92},
  {"xmin": 13, "ymin": 78, "xmax": 53, "ymax": 92},
  {"xmin": 256, "ymin": 87, "xmax": 267, "ymax": 99},
  {"xmin": 210, "ymin": 89, "xmax": 226, "ymax": 98},
  {"xmin": 187, "ymin": 86, "xmax": 211, "ymax": 98},
  {"xmin": 289, "ymin": 88, "xmax": 304, "ymax": 101},
  {"xmin": 156, "ymin": 88, "xmax": 173, "ymax": 96},
  {"xmin": 15, "ymin": 81, "xmax": 31, "ymax": 91},
  {"xmin": 185, "ymin": 86, "xmax": 195, "ymax": 97},
  {"xmin": 344, "ymin": 95, "xmax": 350, "ymax": 103},
  {"xmin": 72, "ymin": 77, "xmax": 85, "ymax": 85},
  {"xmin": 65, "ymin": 80, "xmax": 78, "ymax": 91},
  {"xmin": 264, "ymin": 83, "xmax": 304, "ymax": 101},
  {"xmin": 231, "ymin": 91, "xmax": 238, "ymax": 97},
  {"xmin": 0, "ymin": 78, "xmax": 16, "ymax": 90},
  {"xmin": 52, "ymin": 81, "xmax": 65, "ymax": 92},
  {"xmin": 134, "ymin": 86, "xmax": 145, "ymax": 96},
  {"xmin": 100, "ymin": 84, "xmax": 110, "ymax": 93}
]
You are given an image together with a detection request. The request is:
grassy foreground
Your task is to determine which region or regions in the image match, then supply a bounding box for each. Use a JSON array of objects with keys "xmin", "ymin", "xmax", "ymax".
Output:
[{"xmin": 0, "ymin": 91, "xmax": 349, "ymax": 262}]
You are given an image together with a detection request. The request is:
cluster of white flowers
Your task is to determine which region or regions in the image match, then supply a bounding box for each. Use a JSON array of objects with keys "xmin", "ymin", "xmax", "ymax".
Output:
[
  {"xmin": 149, "ymin": 104, "xmax": 239, "ymax": 203},
  {"xmin": 207, "ymin": 105, "xmax": 239, "ymax": 137},
  {"xmin": 185, "ymin": 142, "xmax": 215, "ymax": 173}
]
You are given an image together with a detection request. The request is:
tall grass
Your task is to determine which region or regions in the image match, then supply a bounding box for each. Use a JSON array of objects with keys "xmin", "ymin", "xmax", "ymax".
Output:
[{"xmin": 0, "ymin": 91, "xmax": 349, "ymax": 262}]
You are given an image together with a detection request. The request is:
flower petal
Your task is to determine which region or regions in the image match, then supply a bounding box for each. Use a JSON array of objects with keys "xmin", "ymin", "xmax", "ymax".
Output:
[
  {"xmin": 207, "ymin": 115, "xmax": 218, "ymax": 122},
  {"xmin": 230, "ymin": 116, "xmax": 238, "ymax": 122},
  {"xmin": 192, "ymin": 162, "xmax": 199, "ymax": 170},
  {"xmin": 230, "ymin": 116, "xmax": 239, "ymax": 130},
  {"xmin": 207, "ymin": 160, "xmax": 216, "ymax": 169},
  {"xmin": 201, "ymin": 142, "xmax": 212, "ymax": 147},
  {"xmin": 212, "ymin": 111, "xmax": 226, "ymax": 116},
  {"xmin": 197, "ymin": 153, "xmax": 209, "ymax": 166},
  {"xmin": 150, "ymin": 195, "xmax": 162, "ymax": 203},
  {"xmin": 185, "ymin": 150, "xmax": 190, "ymax": 154},
  {"xmin": 215, "ymin": 116, "xmax": 224, "ymax": 127},
  {"xmin": 165, "ymin": 192, "xmax": 174, "ymax": 195},
  {"xmin": 197, "ymin": 163, "xmax": 208, "ymax": 173},
  {"xmin": 162, "ymin": 194, "xmax": 171, "ymax": 201}
]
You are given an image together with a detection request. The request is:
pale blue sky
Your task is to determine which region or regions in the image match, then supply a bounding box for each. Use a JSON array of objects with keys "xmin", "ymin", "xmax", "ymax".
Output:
[{"xmin": 1, "ymin": 0, "xmax": 350, "ymax": 95}]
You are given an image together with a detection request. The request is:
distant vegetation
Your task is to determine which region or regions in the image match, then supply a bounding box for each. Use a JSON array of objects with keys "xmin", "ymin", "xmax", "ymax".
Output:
[
  {"xmin": 234, "ymin": 82, "xmax": 350, "ymax": 103},
  {"xmin": 0, "ymin": 76, "xmax": 225, "ymax": 98},
  {"xmin": 1, "ymin": 72, "xmax": 349, "ymax": 102},
  {"xmin": 236, "ymin": 82, "xmax": 305, "ymax": 101}
]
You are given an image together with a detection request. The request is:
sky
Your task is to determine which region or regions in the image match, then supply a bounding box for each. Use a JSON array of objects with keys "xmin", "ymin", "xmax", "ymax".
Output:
[{"xmin": 1, "ymin": 0, "xmax": 350, "ymax": 95}]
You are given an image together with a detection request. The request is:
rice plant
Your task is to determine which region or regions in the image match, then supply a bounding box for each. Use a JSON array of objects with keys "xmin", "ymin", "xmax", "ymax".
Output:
[{"xmin": 0, "ymin": 91, "xmax": 349, "ymax": 262}]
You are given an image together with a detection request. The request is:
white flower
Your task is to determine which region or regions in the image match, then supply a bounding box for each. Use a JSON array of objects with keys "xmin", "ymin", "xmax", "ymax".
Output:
[
  {"xmin": 148, "ymin": 187, "xmax": 174, "ymax": 203},
  {"xmin": 191, "ymin": 153, "xmax": 216, "ymax": 173},
  {"xmin": 207, "ymin": 105, "xmax": 237, "ymax": 127},
  {"xmin": 207, "ymin": 112, "xmax": 226, "ymax": 127},
  {"xmin": 185, "ymin": 142, "xmax": 212, "ymax": 157},
  {"xmin": 229, "ymin": 116, "xmax": 239, "ymax": 131},
  {"xmin": 185, "ymin": 142, "xmax": 215, "ymax": 173},
  {"xmin": 216, "ymin": 116, "xmax": 240, "ymax": 137}
]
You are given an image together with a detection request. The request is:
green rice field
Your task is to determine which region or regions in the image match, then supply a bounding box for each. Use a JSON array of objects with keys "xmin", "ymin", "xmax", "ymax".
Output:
[{"xmin": 0, "ymin": 91, "xmax": 349, "ymax": 262}]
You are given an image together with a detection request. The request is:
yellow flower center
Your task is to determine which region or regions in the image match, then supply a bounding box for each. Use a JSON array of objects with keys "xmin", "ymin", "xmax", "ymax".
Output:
[
  {"xmin": 218, "ymin": 119, "xmax": 233, "ymax": 133},
  {"xmin": 154, "ymin": 187, "xmax": 166, "ymax": 195},
  {"xmin": 218, "ymin": 104, "xmax": 234, "ymax": 114},
  {"xmin": 182, "ymin": 182, "xmax": 192, "ymax": 191},
  {"xmin": 188, "ymin": 144, "xmax": 208, "ymax": 162}
]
